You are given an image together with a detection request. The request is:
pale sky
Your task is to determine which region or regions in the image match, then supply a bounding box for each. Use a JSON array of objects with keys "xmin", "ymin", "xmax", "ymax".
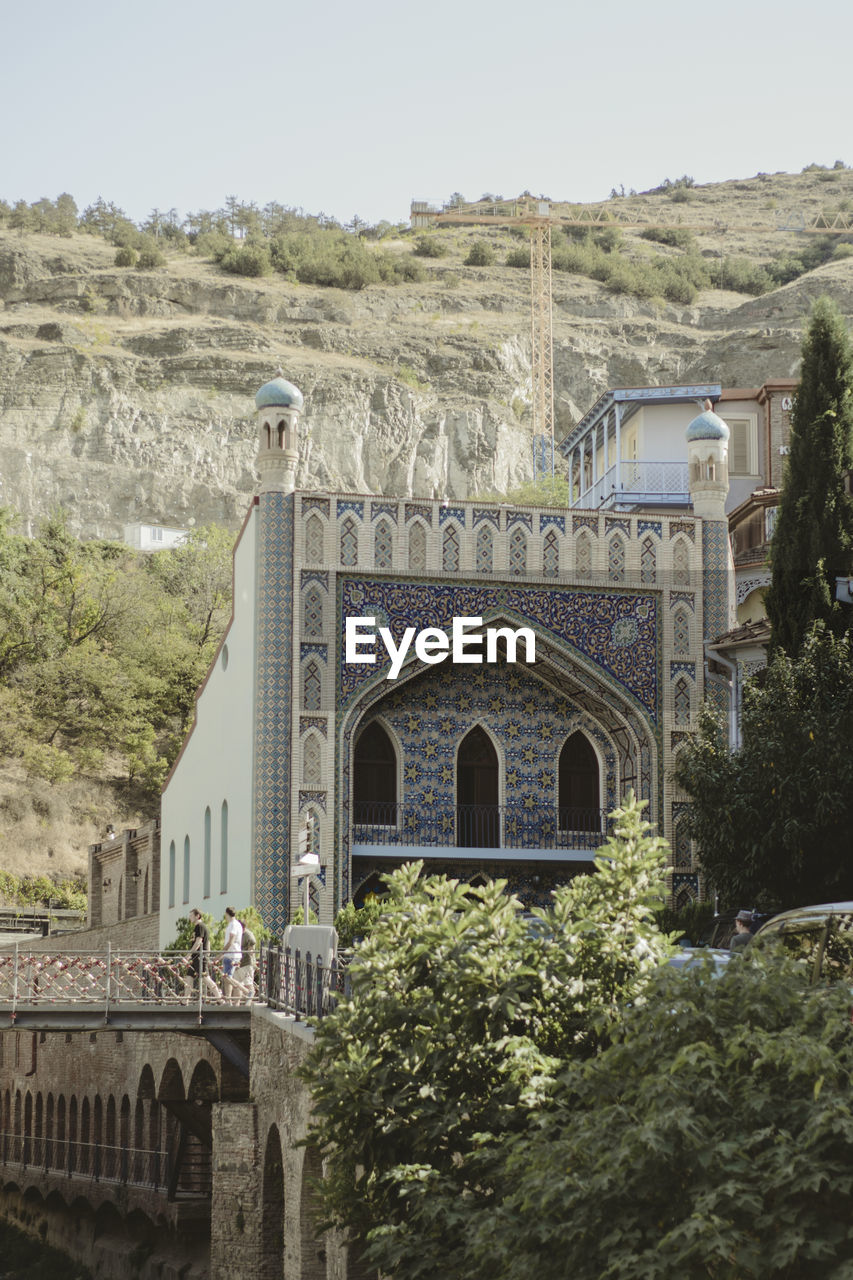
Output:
[{"xmin": 3, "ymin": 0, "xmax": 852, "ymax": 227}]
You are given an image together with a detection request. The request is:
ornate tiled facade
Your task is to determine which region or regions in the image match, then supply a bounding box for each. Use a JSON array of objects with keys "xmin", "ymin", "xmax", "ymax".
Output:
[{"xmin": 243, "ymin": 489, "xmax": 727, "ymax": 932}]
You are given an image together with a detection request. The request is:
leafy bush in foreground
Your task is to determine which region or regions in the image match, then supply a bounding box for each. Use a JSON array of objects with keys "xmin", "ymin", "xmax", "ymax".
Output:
[
  {"xmin": 300, "ymin": 794, "xmax": 671, "ymax": 1278},
  {"xmin": 471, "ymin": 948, "xmax": 853, "ymax": 1279}
]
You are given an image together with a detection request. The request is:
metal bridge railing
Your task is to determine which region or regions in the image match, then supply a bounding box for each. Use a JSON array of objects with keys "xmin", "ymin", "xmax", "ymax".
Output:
[
  {"xmin": 0, "ymin": 947, "xmax": 255, "ymax": 1020},
  {"xmin": 0, "ymin": 1132, "xmax": 171, "ymax": 1190},
  {"xmin": 0, "ymin": 946, "xmax": 348, "ymax": 1025}
]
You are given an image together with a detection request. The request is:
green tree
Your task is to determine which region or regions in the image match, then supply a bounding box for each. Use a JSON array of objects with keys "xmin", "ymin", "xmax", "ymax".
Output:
[
  {"xmin": 9, "ymin": 199, "xmax": 31, "ymax": 236},
  {"xmin": 300, "ymin": 794, "xmax": 672, "ymax": 1278},
  {"xmin": 766, "ymin": 296, "xmax": 853, "ymax": 655},
  {"xmin": 673, "ymin": 625, "xmax": 853, "ymax": 908},
  {"xmin": 466, "ymin": 948, "xmax": 853, "ymax": 1280}
]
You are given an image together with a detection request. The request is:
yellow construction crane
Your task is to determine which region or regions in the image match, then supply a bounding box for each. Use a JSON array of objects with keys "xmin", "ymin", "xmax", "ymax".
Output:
[{"xmin": 411, "ymin": 195, "xmax": 853, "ymax": 476}]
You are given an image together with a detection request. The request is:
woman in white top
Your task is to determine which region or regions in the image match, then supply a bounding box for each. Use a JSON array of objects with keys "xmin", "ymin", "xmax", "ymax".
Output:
[{"xmin": 221, "ymin": 906, "xmax": 243, "ymax": 1002}]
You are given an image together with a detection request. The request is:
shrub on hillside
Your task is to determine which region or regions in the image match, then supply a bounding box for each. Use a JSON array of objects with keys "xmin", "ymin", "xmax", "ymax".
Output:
[
  {"xmin": 641, "ymin": 226, "xmax": 695, "ymax": 249},
  {"xmin": 465, "ymin": 242, "xmax": 495, "ymax": 266},
  {"xmin": 718, "ymin": 256, "xmax": 772, "ymax": 294},
  {"xmin": 114, "ymin": 245, "xmax": 137, "ymax": 267},
  {"xmin": 220, "ymin": 242, "xmax": 271, "ymax": 276},
  {"xmin": 413, "ymin": 234, "xmax": 449, "ymax": 258},
  {"xmin": 136, "ymin": 241, "xmax": 166, "ymax": 270},
  {"xmin": 506, "ymin": 248, "xmax": 529, "ymax": 268}
]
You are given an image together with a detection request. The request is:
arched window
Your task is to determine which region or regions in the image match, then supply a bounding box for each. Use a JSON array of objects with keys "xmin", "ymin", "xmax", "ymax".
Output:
[
  {"xmin": 409, "ymin": 521, "xmax": 427, "ymax": 571},
  {"xmin": 303, "ymin": 584, "xmax": 323, "ymax": 637},
  {"xmin": 558, "ymin": 732, "xmax": 600, "ymax": 832},
  {"xmin": 203, "ymin": 807, "xmax": 211, "ymax": 899},
  {"xmin": 374, "ymin": 519, "xmax": 393, "ymax": 570},
  {"xmin": 673, "ymin": 607, "xmax": 690, "ymax": 655},
  {"xmin": 640, "ymin": 535, "xmax": 656, "ymax": 584},
  {"xmin": 674, "ymin": 677, "xmax": 691, "ymax": 726},
  {"xmin": 303, "ymin": 734, "xmax": 321, "ymax": 787},
  {"xmin": 168, "ymin": 841, "xmax": 176, "ymax": 909},
  {"xmin": 608, "ymin": 534, "xmax": 625, "ymax": 583},
  {"xmin": 476, "ymin": 524, "xmax": 493, "ymax": 574},
  {"xmin": 303, "ymin": 660, "xmax": 322, "ymax": 711},
  {"xmin": 263, "ymin": 422, "xmax": 271, "ymax": 449},
  {"xmin": 509, "ymin": 525, "xmax": 527, "ymax": 575},
  {"xmin": 353, "ymin": 721, "xmax": 397, "ymax": 824},
  {"xmin": 442, "ymin": 523, "xmax": 460, "ymax": 572},
  {"xmin": 672, "ymin": 537, "xmax": 690, "ymax": 587},
  {"xmin": 305, "ymin": 513, "xmax": 324, "ymax": 563},
  {"xmin": 220, "ymin": 800, "xmax": 228, "ymax": 894},
  {"xmin": 576, "ymin": 531, "xmax": 592, "ymax": 579},
  {"xmin": 182, "ymin": 836, "xmax": 190, "ymax": 905},
  {"xmin": 543, "ymin": 527, "xmax": 560, "ymax": 577},
  {"xmin": 457, "ymin": 726, "xmax": 499, "ymax": 848},
  {"xmin": 340, "ymin": 516, "xmax": 358, "ymax": 566}
]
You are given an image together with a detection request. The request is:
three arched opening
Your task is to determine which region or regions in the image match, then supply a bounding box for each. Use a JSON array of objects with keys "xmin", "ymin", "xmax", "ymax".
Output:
[{"xmin": 353, "ymin": 717, "xmax": 605, "ymax": 848}]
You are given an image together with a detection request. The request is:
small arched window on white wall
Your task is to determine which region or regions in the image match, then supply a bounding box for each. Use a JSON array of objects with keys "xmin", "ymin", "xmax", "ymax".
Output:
[
  {"xmin": 203, "ymin": 806, "xmax": 211, "ymax": 899},
  {"xmin": 409, "ymin": 521, "xmax": 427, "ymax": 571},
  {"xmin": 182, "ymin": 836, "xmax": 190, "ymax": 905},
  {"xmin": 168, "ymin": 841, "xmax": 176, "ymax": 908},
  {"xmin": 220, "ymin": 800, "xmax": 228, "ymax": 894}
]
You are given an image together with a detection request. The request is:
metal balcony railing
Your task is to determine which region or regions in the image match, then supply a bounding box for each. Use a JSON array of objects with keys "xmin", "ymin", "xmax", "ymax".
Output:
[
  {"xmin": 352, "ymin": 802, "xmax": 609, "ymax": 850},
  {"xmin": 575, "ymin": 460, "xmax": 690, "ymax": 509}
]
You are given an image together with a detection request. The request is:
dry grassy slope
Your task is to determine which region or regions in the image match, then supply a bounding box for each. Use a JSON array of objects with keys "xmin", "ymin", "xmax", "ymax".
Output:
[{"xmin": 1, "ymin": 166, "xmax": 852, "ymax": 884}]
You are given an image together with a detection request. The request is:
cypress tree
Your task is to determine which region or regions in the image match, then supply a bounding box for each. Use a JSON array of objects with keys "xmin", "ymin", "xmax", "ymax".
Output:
[{"xmin": 766, "ymin": 296, "xmax": 853, "ymax": 654}]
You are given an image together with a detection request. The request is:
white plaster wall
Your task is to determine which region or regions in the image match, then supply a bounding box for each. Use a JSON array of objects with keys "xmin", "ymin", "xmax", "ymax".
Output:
[{"xmin": 159, "ymin": 509, "xmax": 258, "ymax": 946}]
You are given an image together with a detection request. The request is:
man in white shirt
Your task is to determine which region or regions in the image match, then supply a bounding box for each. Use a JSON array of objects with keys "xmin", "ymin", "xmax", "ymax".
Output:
[{"xmin": 222, "ymin": 906, "xmax": 244, "ymax": 1003}]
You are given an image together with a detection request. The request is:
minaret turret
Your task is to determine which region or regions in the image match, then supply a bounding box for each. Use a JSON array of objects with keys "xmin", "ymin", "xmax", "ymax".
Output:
[
  {"xmin": 686, "ymin": 398, "xmax": 729, "ymax": 519},
  {"xmin": 255, "ymin": 371, "xmax": 304, "ymax": 494}
]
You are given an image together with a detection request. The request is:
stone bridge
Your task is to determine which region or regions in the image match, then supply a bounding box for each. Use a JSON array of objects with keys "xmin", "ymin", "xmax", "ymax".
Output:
[{"xmin": 0, "ymin": 947, "xmax": 371, "ymax": 1280}]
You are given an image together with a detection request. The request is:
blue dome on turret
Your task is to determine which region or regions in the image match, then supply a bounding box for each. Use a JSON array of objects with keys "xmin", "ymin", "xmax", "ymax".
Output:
[
  {"xmin": 686, "ymin": 405, "xmax": 729, "ymax": 443},
  {"xmin": 255, "ymin": 376, "xmax": 304, "ymax": 411}
]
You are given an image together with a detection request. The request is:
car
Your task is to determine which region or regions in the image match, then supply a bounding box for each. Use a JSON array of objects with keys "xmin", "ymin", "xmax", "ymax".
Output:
[{"xmin": 754, "ymin": 901, "xmax": 853, "ymax": 983}]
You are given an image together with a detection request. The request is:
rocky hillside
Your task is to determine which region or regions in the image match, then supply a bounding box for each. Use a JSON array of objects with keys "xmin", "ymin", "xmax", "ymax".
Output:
[{"xmin": 2, "ymin": 167, "xmax": 853, "ymax": 541}]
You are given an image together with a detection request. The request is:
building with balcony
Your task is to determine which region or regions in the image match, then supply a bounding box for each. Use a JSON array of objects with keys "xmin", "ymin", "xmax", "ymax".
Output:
[{"xmin": 157, "ymin": 376, "xmax": 736, "ymax": 945}]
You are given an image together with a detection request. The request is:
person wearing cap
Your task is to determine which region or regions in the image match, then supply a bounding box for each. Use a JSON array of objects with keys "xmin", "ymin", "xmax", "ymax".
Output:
[{"xmin": 730, "ymin": 910, "xmax": 754, "ymax": 952}]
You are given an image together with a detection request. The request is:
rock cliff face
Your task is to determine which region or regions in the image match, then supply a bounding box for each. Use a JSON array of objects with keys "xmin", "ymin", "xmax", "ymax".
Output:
[{"xmin": 1, "ymin": 187, "xmax": 852, "ymax": 539}]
